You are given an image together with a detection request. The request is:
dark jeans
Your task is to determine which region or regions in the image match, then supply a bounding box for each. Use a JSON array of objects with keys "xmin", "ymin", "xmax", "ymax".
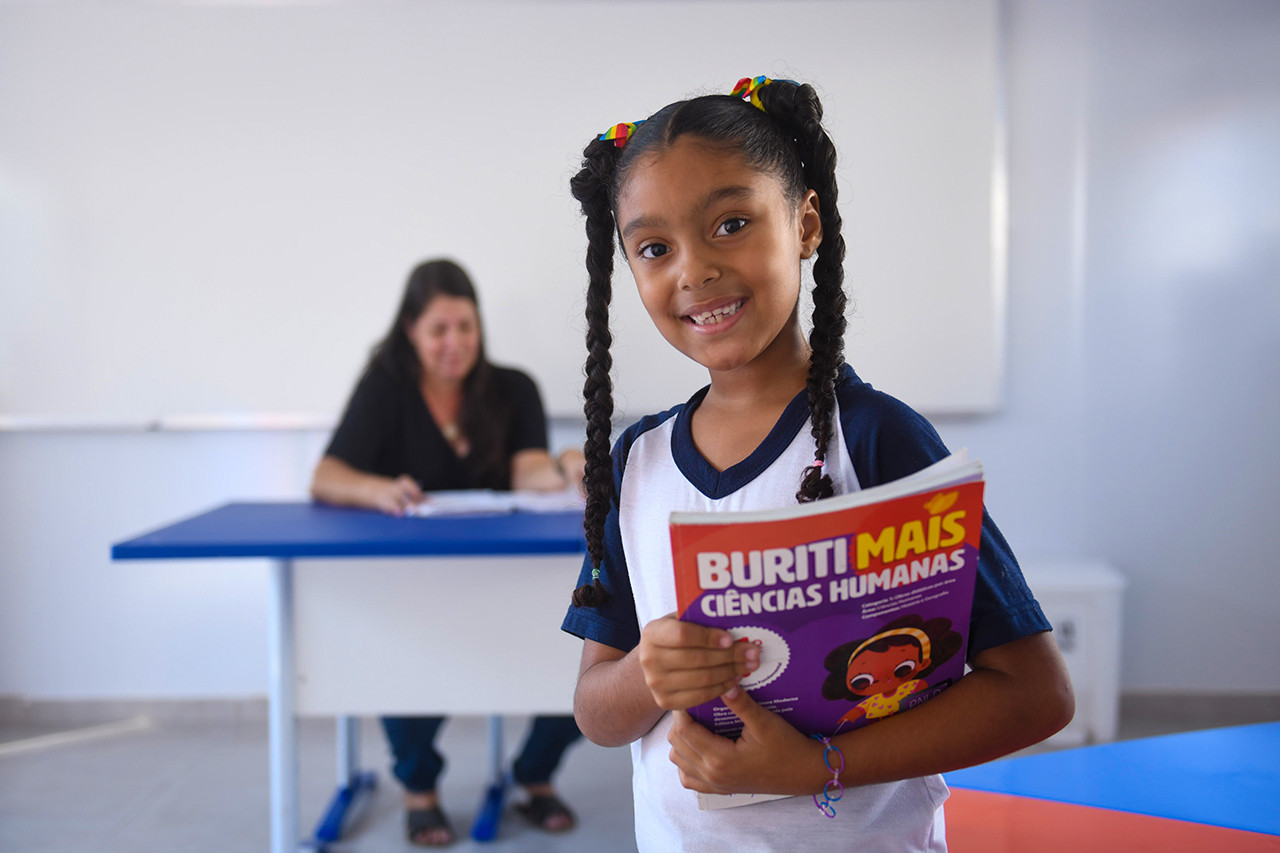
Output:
[{"xmin": 381, "ymin": 714, "xmax": 582, "ymax": 794}]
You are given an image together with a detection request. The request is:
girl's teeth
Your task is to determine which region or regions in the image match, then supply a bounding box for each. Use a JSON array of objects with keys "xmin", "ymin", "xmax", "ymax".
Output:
[{"xmin": 691, "ymin": 301, "xmax": 742, "ymax": 326}]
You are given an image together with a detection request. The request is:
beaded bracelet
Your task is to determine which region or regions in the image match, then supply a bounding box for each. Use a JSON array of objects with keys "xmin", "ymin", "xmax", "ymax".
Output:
[{"xmin": 810, "ymin": 734, "xmax": 844, "ymax": 818}]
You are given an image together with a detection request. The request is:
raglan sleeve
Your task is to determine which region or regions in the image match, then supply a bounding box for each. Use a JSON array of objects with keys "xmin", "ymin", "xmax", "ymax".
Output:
[
  {"xmin": 560, "ymin": 438, "xmax": 642, "ymax": 652},
  {"xmin": 842, "ymin": 385, "xmax": 1052, "ymax": 659}
]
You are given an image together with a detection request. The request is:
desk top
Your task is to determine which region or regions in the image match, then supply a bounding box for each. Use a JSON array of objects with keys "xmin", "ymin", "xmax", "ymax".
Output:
[
  {"xmin": 946, "ymin": 721, "xmax": 1280, "ymax": 835},
  {"xmin": 112, "ymin": 501, "xmax": 587, "ymax": 560}
]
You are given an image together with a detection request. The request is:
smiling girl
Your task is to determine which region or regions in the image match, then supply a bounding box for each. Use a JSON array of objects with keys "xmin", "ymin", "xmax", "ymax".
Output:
[{"xmin": 559, "ymin": 77, "xmax": 1073, "ymax": 852}]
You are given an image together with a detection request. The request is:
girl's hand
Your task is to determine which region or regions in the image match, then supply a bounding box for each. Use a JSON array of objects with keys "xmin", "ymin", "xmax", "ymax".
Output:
[
  {"xmin": 366, "ymin": 474, "xmax": 423, "ymax": 516},
  {"xmin": 638, "ymin": 614, "xmax": 759, "ymax": 711},
  {"xmin": 667, "ymin": 687, "xmax": 823, "ymax": 796}
]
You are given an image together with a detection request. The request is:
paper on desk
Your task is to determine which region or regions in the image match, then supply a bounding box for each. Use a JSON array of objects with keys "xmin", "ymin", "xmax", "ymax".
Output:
[{"xmin": 406, "ymin": 488, "xmax": 585, "ymax": 517}]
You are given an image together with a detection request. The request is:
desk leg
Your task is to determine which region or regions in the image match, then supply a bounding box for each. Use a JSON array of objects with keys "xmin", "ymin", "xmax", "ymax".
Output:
[
  {"xmin": 312, "ymin": 716, "xmax": 377, "ymax": 845},
  {"xmin": 337, "ymin": 716, "xmax": 358, "ymax": 784},
  {"xmin": 268, "ymin": 558, "xmax": 299, "ymax": 853},
  {"xmin": 470, "ymin": 716, "xmax": 507, "ymax": 841}
]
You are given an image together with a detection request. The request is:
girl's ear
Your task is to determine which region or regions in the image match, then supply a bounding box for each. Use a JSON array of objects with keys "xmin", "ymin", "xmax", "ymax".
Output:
[{"xmin": 798, "ymin": 189, "xmax": 823, "ymax": 259}]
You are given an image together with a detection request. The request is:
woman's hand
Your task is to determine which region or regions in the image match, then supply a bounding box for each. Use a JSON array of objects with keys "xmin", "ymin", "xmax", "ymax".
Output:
[
  {"xmin": 511, "ymin": 448, "xmax": 575, "ymax": 493},
  {"xmin": 637, "ymin": 614, "xmax": 759, "ymax": 711},
  {"xmin": 556, "ymin": 448, "xmax": 587, "ymax": 496},
  {"xmin": 365, "ymin": 474, "xmax": 424, "ymax": 516},
  {"xmin": 667, "ymin": 689, "xmax": 823, "ymax": 796},
  {"xmin": 311, "ymin": 455, "xmax": 422, "ymax": 516}
]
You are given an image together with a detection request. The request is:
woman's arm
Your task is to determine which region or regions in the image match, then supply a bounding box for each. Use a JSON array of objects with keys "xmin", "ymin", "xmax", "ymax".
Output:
[
  {"xmin": 667, "ymin": 631, "xmax": 1074, "ymax": 796},
  {"xmin": 310, "ymin": 455, "xmax": 423, "ymax": 516},
  {"xmin": 510, "ymin": 447, "xmax": 586, "ymax": 493}
]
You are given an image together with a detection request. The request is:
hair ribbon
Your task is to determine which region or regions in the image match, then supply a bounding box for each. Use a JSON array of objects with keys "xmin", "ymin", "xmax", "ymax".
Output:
[
  {"xmin": 599, "ymin": 120, "xmax": 645, "ymax": 148},
  {"xmin": 599, "ymin": 75, "xmax": 793, "ymax": 147},
  {"xmin": 731, "ymin": 75, "xmax": 772, "ymax": 110},
  {"xmin": 731, "ymin": 75, "xmax": 801, "ymax": 111}
]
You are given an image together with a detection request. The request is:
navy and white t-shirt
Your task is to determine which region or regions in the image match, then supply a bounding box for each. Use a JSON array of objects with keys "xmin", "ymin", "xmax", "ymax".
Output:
[{"xmin": 562, "ymin": 365, "xmax": 1050, "ymax": 852}]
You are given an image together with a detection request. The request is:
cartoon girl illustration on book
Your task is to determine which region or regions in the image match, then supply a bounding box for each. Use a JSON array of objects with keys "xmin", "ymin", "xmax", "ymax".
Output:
[{"xmin": 822, "ymin": 614, "xmax": 963, "ymax": 731}]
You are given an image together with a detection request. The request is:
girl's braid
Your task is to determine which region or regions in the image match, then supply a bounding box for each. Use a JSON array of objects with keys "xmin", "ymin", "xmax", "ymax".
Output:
[
  {"xmin": 569, "ymin": 138, "xmax": 622, "ymax": 607},
  {"xmin": 763, "ymin": 83, "xmax": 848, "ymax": 502}
]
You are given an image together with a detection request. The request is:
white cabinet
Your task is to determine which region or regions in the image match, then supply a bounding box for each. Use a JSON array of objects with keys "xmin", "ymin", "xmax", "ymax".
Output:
[{"xmin": 1021, "ymin": 561, "xmax": 1126, "ymax": 744}]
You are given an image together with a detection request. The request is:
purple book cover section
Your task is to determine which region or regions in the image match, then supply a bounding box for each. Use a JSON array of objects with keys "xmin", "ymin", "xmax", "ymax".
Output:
[{"xmin": 672, "ymin": 480, "xmax": 984, "ymax": 739}]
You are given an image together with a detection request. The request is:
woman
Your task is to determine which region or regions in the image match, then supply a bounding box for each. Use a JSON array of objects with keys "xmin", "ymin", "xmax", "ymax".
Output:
[{"xmin": 312, "ymin": 259, "xmax": 584, "ymax": 846}]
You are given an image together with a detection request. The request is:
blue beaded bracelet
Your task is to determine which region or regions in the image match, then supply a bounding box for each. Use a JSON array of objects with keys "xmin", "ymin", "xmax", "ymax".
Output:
[{"xmin": 810, "ymin": 734, "xmax": 844, "ymax": 818}]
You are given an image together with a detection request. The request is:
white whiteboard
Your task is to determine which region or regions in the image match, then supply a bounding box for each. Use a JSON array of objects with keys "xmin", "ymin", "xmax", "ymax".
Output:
[{"xmin": 0, "ymin": 0, "xmax": 1003, "ymax": 422}]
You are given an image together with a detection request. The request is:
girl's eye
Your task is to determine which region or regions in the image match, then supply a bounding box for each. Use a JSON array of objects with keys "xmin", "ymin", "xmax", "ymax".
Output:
[
  {"xmin": 716, "ymin": 217, "xmax": 747, "ymax": 236},
  {"xmin": 849, "ymin": 674, "xmax": 873, "ymax": 692},
  {"xmin": 637, "ymin": 242, "xmax": 670, "ymax": 260},
  {"xmin": 893, "ymin": 661, "xmax": 918, "ymax": 679}
]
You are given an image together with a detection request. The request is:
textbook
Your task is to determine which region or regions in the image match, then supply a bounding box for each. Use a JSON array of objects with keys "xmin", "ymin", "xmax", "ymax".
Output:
[
  {"xmin": 671, "ymin": 451, "xmax": 985, "ymax": 809},
  {"xmin": 406, "ymin": 488, "xmax": 584, "ymax": 517}
]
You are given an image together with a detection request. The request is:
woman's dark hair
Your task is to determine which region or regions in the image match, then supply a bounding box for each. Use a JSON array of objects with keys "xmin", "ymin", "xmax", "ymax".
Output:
[
  {"xmin": 569, "ymin": 80, "xmax": 848, "ymax": 607},
  {"xmin": 369, "ymin": 258, "xmax": 510, "ymax": 489},
  {"xmin": 821, "ymin": 615, "xmax": 962, "ymax": 701}
]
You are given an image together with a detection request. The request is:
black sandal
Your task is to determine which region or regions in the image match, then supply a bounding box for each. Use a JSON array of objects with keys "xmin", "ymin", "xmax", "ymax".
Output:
[
  {"xmin": 406, "ymin": 805, "xmax": 455, "ymax": 847},
  {"xmin": 516, "ymin": 793, "xmax": 576, "ymax": 833}
]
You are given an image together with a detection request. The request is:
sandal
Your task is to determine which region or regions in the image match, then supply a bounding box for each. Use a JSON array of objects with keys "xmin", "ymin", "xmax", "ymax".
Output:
[
  {"xmin": 516, "ymin": 792, "xmax": 576, "ymax": 833},
  {"xmin": 406, "ymin": 805, "xmax": 455, "ymax": 847}
]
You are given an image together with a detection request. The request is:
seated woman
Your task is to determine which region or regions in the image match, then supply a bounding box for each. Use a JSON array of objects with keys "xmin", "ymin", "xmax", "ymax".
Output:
[{"xmin": 311, "ymin": 258, "xmax": 585, "ymax": 847}]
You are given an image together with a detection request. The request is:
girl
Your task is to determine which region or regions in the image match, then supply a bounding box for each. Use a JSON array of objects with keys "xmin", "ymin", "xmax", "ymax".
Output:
[
  {"xmin": 312, "ymin": 259, "xmax": 584, "ymax": 845},
  {"xmin": 560, "ymin": 77, "xmax": 1073, "ymax": 851}
]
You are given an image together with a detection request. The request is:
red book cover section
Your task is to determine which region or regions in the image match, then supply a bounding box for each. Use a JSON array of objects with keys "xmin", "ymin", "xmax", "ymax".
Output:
[{"xmin": 672, "ymin": 456, "xmax": 984, "ymax": 740}]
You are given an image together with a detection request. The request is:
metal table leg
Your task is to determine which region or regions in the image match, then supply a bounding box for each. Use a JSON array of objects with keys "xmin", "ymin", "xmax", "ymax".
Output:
[
  {"xmin": 470, "ymin": 715, "xmax": 507, "ymax": 841},
  {"xmin": 268, "ymin": 558, "xmax": 299, "ymax": 853},
  {"xmin": 312, "ymin": 716, "xmax": 377, "ymax": 846}
]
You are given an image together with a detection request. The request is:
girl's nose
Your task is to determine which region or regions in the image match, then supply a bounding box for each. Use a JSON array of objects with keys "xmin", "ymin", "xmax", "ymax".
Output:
[{"xmin": 676, "ymin": 248, "xmax": 719, "ymax": 291}]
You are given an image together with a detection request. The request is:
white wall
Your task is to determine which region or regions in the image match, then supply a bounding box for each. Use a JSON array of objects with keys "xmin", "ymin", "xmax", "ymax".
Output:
[
  {"xmin": 2, "ymin": 0, "xmax": 1278, "ymax": 699},
  {"xmin": 1076, "ymin": 0, "xmax": 1280, "ymax": 692},
  {"xmin": 0, "ymin": 0, "xmax": 1006, "ymax": 421},
  {"xmin": 945, "ymin": 0, "xmax": 1280, "ymax": 693}
]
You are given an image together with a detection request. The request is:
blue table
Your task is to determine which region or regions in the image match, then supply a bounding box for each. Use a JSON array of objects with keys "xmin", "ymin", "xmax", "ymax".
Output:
[
  {"xmin": 113, "ymin": 501, "xmax": 587, "ymax": 853},
  {"xmin": 945, "ymin": 722, "xmax": 1280, "ymax": 848}
]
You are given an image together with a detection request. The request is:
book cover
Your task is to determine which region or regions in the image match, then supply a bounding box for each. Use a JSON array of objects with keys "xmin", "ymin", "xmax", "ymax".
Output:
[{"xmin": 671, "ymin": 453, "xmax": 984, "ymax": 751}]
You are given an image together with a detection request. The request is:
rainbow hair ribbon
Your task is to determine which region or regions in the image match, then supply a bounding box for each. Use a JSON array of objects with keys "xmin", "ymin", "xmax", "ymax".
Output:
[
  {"xmin": 597, "ymin": 76, "xmax": 798, "ymax": 147},
  {"xmin": 731, "ymin": 75, "xmax": 772, "ymax": 110},
  {"xmin": 731, "ymin": 75, "xmax": 800, "ymax": 110},
  {"xmin": 598, "ymin": 120, "xmax": 645, "ymax": 148}
]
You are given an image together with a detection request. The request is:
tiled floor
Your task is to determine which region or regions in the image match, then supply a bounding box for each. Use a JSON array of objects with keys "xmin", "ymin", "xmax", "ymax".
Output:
[
  {"xmin": 0, "ymin": 713, "xmax": 634, "ymax": 852},
  {"xmin": 2, "ymin": 700, "xmax": 1276, "ymax": 852}
]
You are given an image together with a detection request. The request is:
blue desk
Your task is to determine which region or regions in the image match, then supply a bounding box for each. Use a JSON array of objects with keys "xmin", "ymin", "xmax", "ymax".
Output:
[
  {"xmin": 945, "ymin": 722, "xmax": 1280, "ymax": 850},
  {"xmin": 112, "ymin": 501, "xmax": 587, "ymax": 559},
  {"xmin": 113, "ymin": 501, "xmax": 586, "ymax": 853}
]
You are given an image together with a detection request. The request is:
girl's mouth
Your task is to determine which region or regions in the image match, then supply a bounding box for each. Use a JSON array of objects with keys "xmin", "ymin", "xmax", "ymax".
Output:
[{"xmin": 685, "ymin": 299, "xmax": 746, "ymax": 327}]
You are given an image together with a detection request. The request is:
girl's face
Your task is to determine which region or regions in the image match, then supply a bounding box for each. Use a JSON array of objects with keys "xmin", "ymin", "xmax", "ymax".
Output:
[
  {"xmin": 407, "ymin": 295, "xmax": 481, "ymax": 384},
  {"xmin": 846, "ymin": 644, "xmax": 924, "ymax": 697},
  {"xmin": 615, "ymin": 138, "xmax": 822, "ymax": 377}
]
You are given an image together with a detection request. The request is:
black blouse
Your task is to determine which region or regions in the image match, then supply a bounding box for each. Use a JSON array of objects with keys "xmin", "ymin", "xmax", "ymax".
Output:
[{"xmin": 324, "ymin": 361, "xmax": 548, "ymax": 491}]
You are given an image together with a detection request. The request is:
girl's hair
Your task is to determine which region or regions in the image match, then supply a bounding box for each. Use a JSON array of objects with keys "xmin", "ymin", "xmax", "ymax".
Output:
[
  {"xmin": 820, "ymin": 615, "xmax": 962, "ymax": 701},
  {"xmin": 570, "ymin": 79, "xmax": 848, "ymax": 608},
  {"xmin": 369, "ymin": 258, "xmax": 511, "ymax": 489}
]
